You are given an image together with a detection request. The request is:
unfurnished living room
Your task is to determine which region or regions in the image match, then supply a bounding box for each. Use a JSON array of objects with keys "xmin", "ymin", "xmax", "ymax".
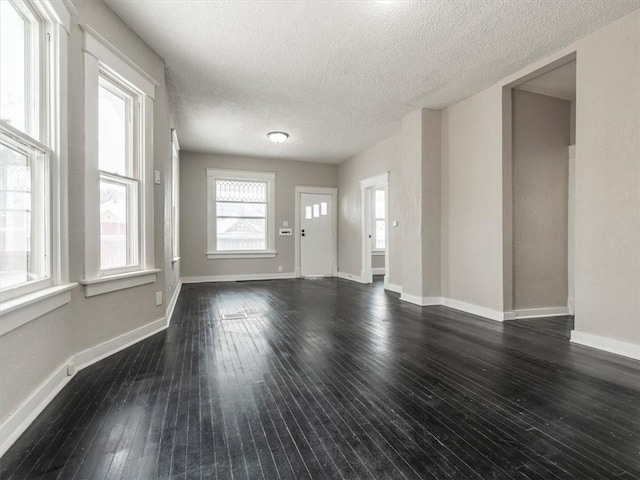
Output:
[{"xmin": 1, "ymin": 0, "xmax": 639, "ymax": 478}]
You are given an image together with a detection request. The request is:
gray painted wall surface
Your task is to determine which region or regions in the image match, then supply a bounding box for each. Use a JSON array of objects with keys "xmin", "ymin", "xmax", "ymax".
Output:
[
  {"xmin": 0, "ymin": 0, "xmax": 173, "ymax": 424},
  {"xmin": 180, "ymin": 152, "xmax": 337, "ymax": 278},
  {"xmin": 337, "ymin": 133, "xmax": 402, "ymax": 286},
  {"xmin": 372, "ymin": 254, "xmax": 385, "ymax": 269},
  {"xmin": 512, "ymin": 90, "xmax": 570, "ymax": 310}
]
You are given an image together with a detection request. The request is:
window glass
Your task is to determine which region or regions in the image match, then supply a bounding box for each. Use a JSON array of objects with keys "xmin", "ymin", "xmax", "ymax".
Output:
[
  {"xmin": 98, "ymin": 79, "xmax": 130, "ymax": 176},
  {"xmin": 374, "ymin": 188, "xmax": 386, "ymax": 250},
  {"xmin": 0, "ymin": 1, "xmax": 29, "ymax": 133},
  {"xmin": 99, "ymin": 179, "xmax": 129, "ymax": 270},
  {"xmin": 0, "ymin": 142, "xmax": 47, "ymax": 289},
  {"xmin": 215, "ymin": 179, "xmax": 267, "ymax": 251}
]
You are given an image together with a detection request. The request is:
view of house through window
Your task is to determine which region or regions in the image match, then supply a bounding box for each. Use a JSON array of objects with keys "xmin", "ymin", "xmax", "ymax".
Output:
[
  {"xmin": 216, "ymin": 180, "xmax": 267, "ymax": 251},
  {"xmin": 0, "ymin": 0, "xmax": 51, "ymax": 300},
  {"xmin": 98, "ymin": 74, "xmax": 140, "ymax": 271},
  {"xmin": 374, "ymin": 188, "xmax": 386, "ymax": 250}
]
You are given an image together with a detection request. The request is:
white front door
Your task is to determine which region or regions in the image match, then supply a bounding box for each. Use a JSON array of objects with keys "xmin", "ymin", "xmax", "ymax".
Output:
[{"xmin": 300, "ymin": 193, "xmax": 333, "ymax": 276}]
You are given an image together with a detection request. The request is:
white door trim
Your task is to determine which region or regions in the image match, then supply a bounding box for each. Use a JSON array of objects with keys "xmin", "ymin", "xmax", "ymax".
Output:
[
  {"xmin": 359, "ymin": 172, "xmax": 389, "ymax": 284},
  {"xmin": 294, "ymin": 186, "xmax": 338, "ymax": 277}
]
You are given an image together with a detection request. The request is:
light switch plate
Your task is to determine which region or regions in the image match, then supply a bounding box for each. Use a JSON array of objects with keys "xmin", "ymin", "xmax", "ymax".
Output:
[
  {"xmin": 283, "ymin": 220, "xmax": 289, "ymax": 227},
  {"xmin": 154, "ymin": 170, "xmax": 161, "ymax": 185},
  {"xmin": 392, "ymin": 220, "xmax": 399, "ymax": 227}
]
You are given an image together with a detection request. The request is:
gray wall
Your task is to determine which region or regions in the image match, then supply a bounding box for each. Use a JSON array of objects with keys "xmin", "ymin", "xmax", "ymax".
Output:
[
  {"xmin": 372, "ymin": 254, "xmax": 385, "ymax": 269},
  {"xmin": 337, "ymin": 133, "xmax": 403, "ymax": 286},
  {"xmin": 512, "ymin": 90, "xmax": 570, "ymax": 310},
  {"xmin": 0, "ymin": 0, "xmax": 174, "ymax": 424},
  {"xmin": 180, "ymin": 152, "xmax": 337, "ymax": 278}
]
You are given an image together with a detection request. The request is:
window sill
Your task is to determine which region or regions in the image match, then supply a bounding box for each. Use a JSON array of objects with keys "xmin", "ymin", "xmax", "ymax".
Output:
[
  {"xmin": 372, "ymin": 250, "xmax": 386, "ymax": 256},
  {"xmin": 0, "ymin": 283, "xmax": 78, "ymax": 337},
  {"xmin": 80, "ymin": 269, "xmax": 160, "ymax": 297},
  {"xmin": 206, "ymin": 251, "xmax": 277, "ymax": 260}
]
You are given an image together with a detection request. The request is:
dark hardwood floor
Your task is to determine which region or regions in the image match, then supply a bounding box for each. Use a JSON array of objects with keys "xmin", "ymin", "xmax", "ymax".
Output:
[
  {"xmin": 505, "ymin": 316, "xmax": 574, "ymax": 340},
  {"xmin": 2, "ymin": 278, "xmax": 639, "ymax": 479}
]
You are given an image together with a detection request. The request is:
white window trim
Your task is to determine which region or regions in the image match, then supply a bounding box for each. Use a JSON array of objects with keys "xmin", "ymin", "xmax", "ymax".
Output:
[
  {"xmin": 82, "ymin": 27, "xmax": 156, "ymax": 296},
  {"xmin": 0, "ymin": 0, "xmax": 75, "ymax": 336},
  {"xmin": 171, "ymin": 129, "xmax": 180, "ymax": 263},
  {"xmin": 206, "ymin": 168, "xmax": 276, "ymax": 259}
]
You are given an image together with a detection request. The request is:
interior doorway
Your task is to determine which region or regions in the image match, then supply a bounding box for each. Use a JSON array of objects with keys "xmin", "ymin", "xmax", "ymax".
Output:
[
  {"xmin": 360, "ymin": 172, "xmax": 389, "ymax": 284},
  {"xmin": 504, "ymin": 55, "xmax": 576, "ymax": 319}
]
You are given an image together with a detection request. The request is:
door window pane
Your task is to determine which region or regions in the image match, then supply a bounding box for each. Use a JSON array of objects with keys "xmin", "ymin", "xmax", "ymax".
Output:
[
  {"xmin": 0, "ymin": 1, "xmax": 30, "ymax": 133},
  {"xmin": 98, "ymin": 79, "xmax": 130, "ymax": 176},
  {"xmin": 0, "ymin": 142, "xmax": 47, "ymax": 289}
]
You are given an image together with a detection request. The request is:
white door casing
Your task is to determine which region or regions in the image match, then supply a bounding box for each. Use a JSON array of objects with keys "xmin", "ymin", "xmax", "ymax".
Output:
[{"xmin": 360, "ymin": 172, "xmax": 389, "ymax": 284}]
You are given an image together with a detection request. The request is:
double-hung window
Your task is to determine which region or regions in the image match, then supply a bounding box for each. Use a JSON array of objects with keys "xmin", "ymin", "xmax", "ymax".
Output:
[
  {"xmin": 1, "ymin": 0, "xmax": 73, "ymax": 333},
  {"xmin": 206, "ymin": 169, "xmax": 276, "ymax": 259},
  {"xmin": 82, "ymin": 29, "xmax": 157, "ymax": 296},
  {"xmin": 372, "ymin": 188, "xmax": 386, "ymax": 251}
]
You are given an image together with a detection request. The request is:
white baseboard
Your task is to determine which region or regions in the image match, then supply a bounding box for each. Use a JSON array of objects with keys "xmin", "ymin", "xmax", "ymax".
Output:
[
  {"xmin": 567, "ymin": 297, "xmax": 575, "ymax": 315},
  {"xmin": 441, "ymin": 298, "xmax": 515, "ymax": 321},
  {"xmin": 512, "ymin": 307, "xmax": 570, "ymax": 319},
  {"xmin": 385, "ymin": 283, "xmax": 403, "ymax": 294},
  {"xmin": 166, "ymin": 280, "xmax": 182, "ymax": 324},
  {"xmin": 0, "ymin": 315, "xmax": 169, "ymax": 457},
  {"xmin": 0, "ymin": 363, "xmax": 71, "ymax": 456},
  {"xmin": 74, "ymin": 317, "xmax": 168, "ymax": 371},
  {"xmin": 399, "ymin": 293, "xmax": 442, "ymax": 306},
  {"xmin": 337, "ymin": 272, "xmax": 368, "ymax": 284},
  {"xmin": 571, "ymin": 331, "xmax": 640, "ymax": 361},
  {"xmin": 182, "ymin": 272, "xmax": 296, "ymax": 283},
  {"xmin": 371, "ymin": 267, "xmax": 385, "ymax": 275}
]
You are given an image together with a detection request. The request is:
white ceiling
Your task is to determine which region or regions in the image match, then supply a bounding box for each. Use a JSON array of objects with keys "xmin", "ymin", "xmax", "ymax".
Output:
[
  {"xmin": 104, "ymin": 0, "xmax": 640, "ymax": 163},
  {"xmin": 515, "ymin": 61, "xmax": 577, "ymax": 101}
]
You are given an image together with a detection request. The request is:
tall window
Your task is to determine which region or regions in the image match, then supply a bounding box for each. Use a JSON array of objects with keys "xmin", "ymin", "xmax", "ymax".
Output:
[
  {"xmin": 98, "ymin": 74, "xmax": 139, "ymax": 272},
  {"xmin": 373, "ymin": 188, "xmax": 386, "ymax": 251},
  {"xmin": 1, "ymin": 0, "xmax": 50, "ymax": 301},
  {"xmin": 206, "ymin": 169, "xmax": 276, "ymax": 259},
  {"xmin": 83, "ymin": 29, "xmax": 156, "ymax": 296}
]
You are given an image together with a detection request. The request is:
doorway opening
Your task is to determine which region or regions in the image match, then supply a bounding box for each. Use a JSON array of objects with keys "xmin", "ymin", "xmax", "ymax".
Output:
[
  {"xmin": 504, "ymin": 54, "xmax": 576, "ymax": 319},
  {"xmin": 360, "ymin": 172, "xmax": 389, "ymax": 284}
]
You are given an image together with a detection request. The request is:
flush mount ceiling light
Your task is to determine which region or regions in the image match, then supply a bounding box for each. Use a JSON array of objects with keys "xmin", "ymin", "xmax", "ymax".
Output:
[{"xmin": 267, "ymin": 131, "xmax": 289, "ymax": 144}]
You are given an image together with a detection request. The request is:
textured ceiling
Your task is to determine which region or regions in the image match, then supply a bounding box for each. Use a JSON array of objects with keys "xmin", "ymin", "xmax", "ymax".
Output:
[
  {"xmin": 104, "ymin": 0, "xmax": 640, "ymax": 163},
  {"xmin": 516, "ymin": 61, "xmax": 577, "ymax": 101}
]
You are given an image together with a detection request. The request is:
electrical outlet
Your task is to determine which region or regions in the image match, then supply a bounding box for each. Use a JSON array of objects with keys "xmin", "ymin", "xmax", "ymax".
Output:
[
  {"xmin": 67, "ymin": 362, "xmax": 76, "ymax": 376},
  {"xmin": 278, "ymin": 266, "xmax": 283, "ymax": 272},
  {"xmin": 156, "ymin": 291, "xmax": 163, "ymax": 306}
]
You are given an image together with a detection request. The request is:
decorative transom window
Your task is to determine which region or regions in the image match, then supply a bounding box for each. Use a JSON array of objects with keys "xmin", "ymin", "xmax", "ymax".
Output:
[
  {"xmin": 206, "ymin": 169, "xmax": 276, "ymax": 259},
  {"xmin": 1, "ymin": 0, "xmax": 69, "ymax": 304},
  {"xmin": 373, "ymin": 188, "xmax": 386, "ymax": 251}
]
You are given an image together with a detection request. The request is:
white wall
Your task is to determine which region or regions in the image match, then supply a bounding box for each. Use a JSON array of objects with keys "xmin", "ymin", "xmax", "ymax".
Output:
[
  {"xmin": 439, "ymin": 8, "xmax": 640, "ymax": 347},
  {"xmin": 180, "ymin": 152, "xmax": 337, "ymax": 279},
  {"xmin": 573, "ymin": 10, "xmax": 640, "ymax": 345},
  {"xmin": 338, "ymin": 132, "xmax": 402, "ymax": 286},
  {"xmin": 512, "ymin": 90, "xmax": 570, "ymax": 310},
  {"xmin": 0, "ymin": 0, "xmax": 174, "ymax": 429},
  {"xmin": 441, "ymin": 86, "xmax": 506, "ymax": 312}
]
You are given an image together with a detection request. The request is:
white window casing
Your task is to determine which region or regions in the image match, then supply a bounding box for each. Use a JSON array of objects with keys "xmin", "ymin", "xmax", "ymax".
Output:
[
  {"xmin": 81, "ymin": 27, "xmax": 158, "ymax": 296},
  {"xmin": 0, "ymin": 0, "xmax": 75, "ymax": 336},
  {"xmin": 171, "ymin": 129, "xmax": 180, "ymax": 263},
  {"xmin": 206, "ymin": 168, "xmax": 277, "ymax": 259}
]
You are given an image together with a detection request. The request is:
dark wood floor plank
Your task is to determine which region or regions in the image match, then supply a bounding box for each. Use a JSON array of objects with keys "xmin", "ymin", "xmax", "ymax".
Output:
[{"xmin": 2, "ymin": 278, "xmax": 639, "ymax": 480}]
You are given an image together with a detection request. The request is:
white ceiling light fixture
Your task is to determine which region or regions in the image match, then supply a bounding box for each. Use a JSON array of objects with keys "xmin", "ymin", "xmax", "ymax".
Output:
[{"xmin": 267, "ymin": 131, "xmax": 289, "ymax": 144}]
